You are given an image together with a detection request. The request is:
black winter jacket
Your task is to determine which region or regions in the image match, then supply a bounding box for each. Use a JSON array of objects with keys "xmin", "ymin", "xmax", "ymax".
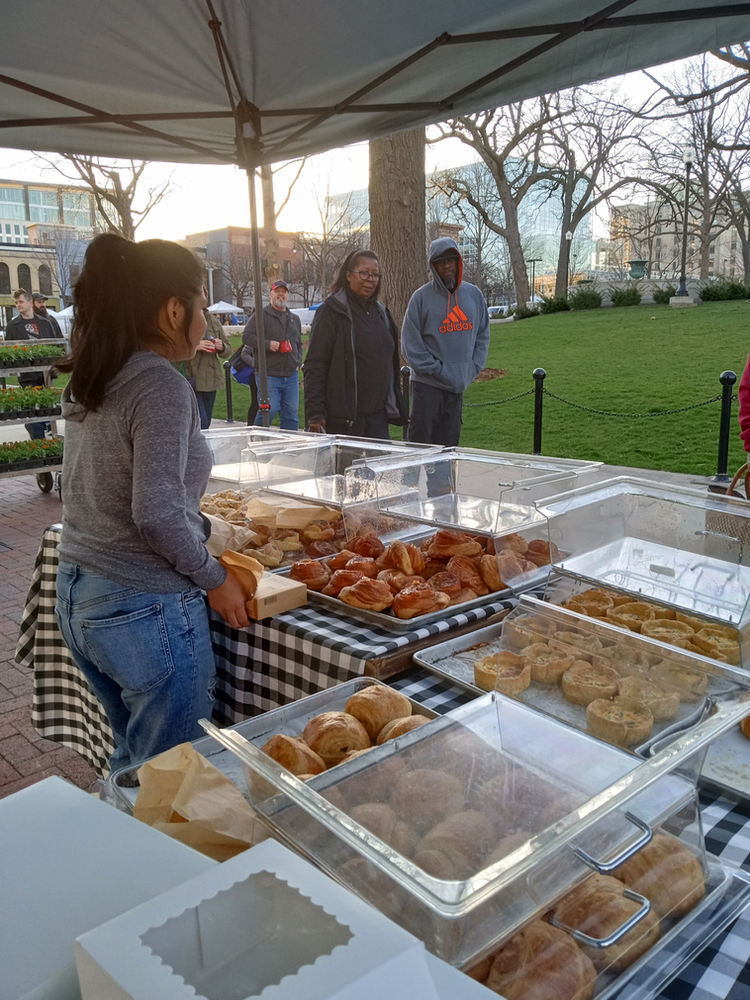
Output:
[
  {"xmin": 302, "ymin": 288, "xmax": 407, "ymax": 430},
  {"xmin": 240, "ymin": 304, "xmax": 303, "ymax": 377}
]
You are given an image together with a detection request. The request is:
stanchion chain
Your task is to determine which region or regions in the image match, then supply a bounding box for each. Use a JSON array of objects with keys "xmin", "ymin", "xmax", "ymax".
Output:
[
  {"xmin": 540, "ymin": 389, "xmax": 731, "ymax": 419},
  {"xmin": 464, "ymin": 388, "xmax": 536, "ymax": 409}
]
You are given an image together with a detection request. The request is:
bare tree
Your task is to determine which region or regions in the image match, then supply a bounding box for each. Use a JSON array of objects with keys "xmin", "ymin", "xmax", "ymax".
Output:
[
  {"xmin": 38, "ymin": 155, "xmax": 171, "ymax": 240},
  {"xmin": 433, "ymin": 99, "xmax": 569, "ymax": 304},
  {"xmin": 294, "ymin": 185, "xmax": 369, "ymax": 305},
  {"xmin": 207, "ymin": 241, "xmax": 254, "ymax": 308},
  {"xmin": 369, "ymin": 129, "xmax": 426, "ymax": 329},
  {"xmin": 33, "ymin": 228, "xmax": 87, "ymax": 305},
  {"xmin": 259, "ymin": 158, "xmax": 307, "ymax": 285}
]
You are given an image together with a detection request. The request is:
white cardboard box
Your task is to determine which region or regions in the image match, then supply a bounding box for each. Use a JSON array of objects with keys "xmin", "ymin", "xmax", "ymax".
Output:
[
  {"xmin": 0, "ymin": 776, "xmax": 215, "ymax": 1000},
  {"xmin": 76, "ymin": 839, "xmax": 459, "ymax": 1000}
]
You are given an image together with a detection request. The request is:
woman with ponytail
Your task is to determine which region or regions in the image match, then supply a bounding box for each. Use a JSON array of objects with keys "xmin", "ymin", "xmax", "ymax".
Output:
[{"xmin": 55, "ymin": 234, "xmax": 248, "ymax": 771}]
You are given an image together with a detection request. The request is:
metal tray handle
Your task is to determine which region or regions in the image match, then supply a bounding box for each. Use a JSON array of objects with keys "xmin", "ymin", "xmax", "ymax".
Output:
[
  {"xmin": 573, "ymin": 812, "xmax": 653, "ymax": 873},
  {"xmin": 550, "ymin": 888, "xmax": 652, "ymax": 949}
]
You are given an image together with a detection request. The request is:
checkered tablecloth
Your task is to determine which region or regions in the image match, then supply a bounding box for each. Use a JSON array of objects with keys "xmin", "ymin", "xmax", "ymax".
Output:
[
  {"xmin": 16, "ymin": 526, "xmax": 513, "ymax": 773},
  {"xmin": 16, "ymin": 528, "xmax": 750, "ymax": 998}
]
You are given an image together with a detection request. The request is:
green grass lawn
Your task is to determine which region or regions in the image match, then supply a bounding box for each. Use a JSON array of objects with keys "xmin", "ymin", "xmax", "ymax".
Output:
[
  {"xmin": 21, "ymin": 303, "xmax": 745, "ymax": 478},
  {"xmin": 216, "ymin": 304, "xmax": 750, "ymax": 477}
]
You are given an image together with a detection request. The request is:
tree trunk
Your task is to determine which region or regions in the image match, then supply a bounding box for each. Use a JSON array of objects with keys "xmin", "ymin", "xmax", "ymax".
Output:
[
  {"xmin": 260, "ymin": 165, "xmax": 281, "ymax": 286},
  {"xmin": 369, "ymin": 129, "xmax": 426, "ymax": 331}
]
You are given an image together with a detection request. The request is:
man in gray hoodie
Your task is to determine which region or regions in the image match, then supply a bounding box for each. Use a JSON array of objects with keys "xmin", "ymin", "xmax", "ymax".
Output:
[{"xmin": 401, "ymin": 237, "xmax": 490, "ymax": 446}]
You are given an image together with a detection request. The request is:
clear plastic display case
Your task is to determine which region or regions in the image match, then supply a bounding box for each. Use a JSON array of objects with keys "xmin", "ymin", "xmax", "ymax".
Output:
[
  {"xmin": 202, "ymin": 427, "xmax": 318, "ymax": 485},
  {"xmin": 203, "ymin": 675, "xmax": 750, "ymax": 984},
  {"xmin": 538, "ymin": 477, "xmax": 750, "ymax": 666}
]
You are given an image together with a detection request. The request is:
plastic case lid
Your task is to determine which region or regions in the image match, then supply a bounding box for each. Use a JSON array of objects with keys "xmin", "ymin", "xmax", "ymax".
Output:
[
  {"xmin": 202, "ymin": 428, "xmax": 316, "ymax": 484},
  {"xmin": 539, "ymin": 476, "xmax": 750, "ymax": 635}
]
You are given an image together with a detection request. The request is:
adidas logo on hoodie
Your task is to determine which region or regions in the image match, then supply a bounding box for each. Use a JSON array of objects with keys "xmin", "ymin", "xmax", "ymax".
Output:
[{"xmin": 439, "ymin": 305, "xmax": 473, "ymax": 333}]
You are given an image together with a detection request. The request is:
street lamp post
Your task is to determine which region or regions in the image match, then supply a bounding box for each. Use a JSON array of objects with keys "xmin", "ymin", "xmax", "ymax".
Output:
[
  {"xmin": 676, "ymin": 146, "xmax": 695, "ymax": 297},
  {"xmin": 526, "ymin": 257, "xmax": 542, "ymax": 304},
  {"xmin": 564, "ymin": 231, "xmax": 573, "ymax": 297}
]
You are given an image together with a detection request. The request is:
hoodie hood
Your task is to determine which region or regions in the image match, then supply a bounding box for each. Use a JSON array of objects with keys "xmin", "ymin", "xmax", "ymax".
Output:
[
  {"xmin": 428, "ymin": 237, "xmax": 464, "ymax": 295},
  {"xmin": 62, "ymin": 350, "xmax": 171, "ymax": 422}
]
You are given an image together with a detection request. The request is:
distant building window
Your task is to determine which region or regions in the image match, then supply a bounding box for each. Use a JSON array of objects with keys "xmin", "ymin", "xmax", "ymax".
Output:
[
  {"xmin": 62, "ymin": 191, "xmax": 91, "ymax": 228},
  {"xmin": 38, "ymin": 265, "xmax": 52, "ymax": 296},
  {"xmin": 17, "ymin": 263, "xmax": 31, "ymax": 291},
  {"xmin": 0, "ymin": 263, "xmax": 9, "ymax": 295},
  {"xmin": 0, "ymin": 187, "xmax": 26, "ymax": 221},
  {"xmin": 28, "ymin": 188, "xmax": 59, "ymax": 224}
]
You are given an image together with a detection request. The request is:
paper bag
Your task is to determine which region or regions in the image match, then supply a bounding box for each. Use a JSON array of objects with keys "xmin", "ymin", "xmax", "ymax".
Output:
[
  {"xmin": 133, "ymin": 743, "xmax": 263, "ymax": 861},
  {"xmin": 204, "ymin": 513, "xmax": 263, "ymax": 557},
  {"xmin": 218, "ymin": 549, "xmax": 264, "ymax": 600}
]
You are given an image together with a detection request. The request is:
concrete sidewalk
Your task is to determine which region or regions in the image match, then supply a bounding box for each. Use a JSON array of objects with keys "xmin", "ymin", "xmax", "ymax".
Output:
[{"xmin": 0, "ymin": 436, "xmax": 721, "ymax": 801}]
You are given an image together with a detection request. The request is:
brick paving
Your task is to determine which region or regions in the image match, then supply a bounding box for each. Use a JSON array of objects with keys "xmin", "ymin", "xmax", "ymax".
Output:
[{"xmin": 0, "ymin": 475, "xmax": 97, "ymax": 798}]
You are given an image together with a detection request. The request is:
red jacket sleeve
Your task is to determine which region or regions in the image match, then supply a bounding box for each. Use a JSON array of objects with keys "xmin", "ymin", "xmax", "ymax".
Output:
[{"xmin": 739, "ymin": 351, "xmax": 750, "ymax": 454}]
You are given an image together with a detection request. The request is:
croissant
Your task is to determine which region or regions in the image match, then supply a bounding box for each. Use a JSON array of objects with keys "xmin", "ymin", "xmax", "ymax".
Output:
[
  {"xmin": 427, "ymin": 570, "xmax": 462, "ymax": 597},
  {"xmin": 426, "ymin": 528, "xmax": 483, "ymax": 559},
  {"xmin": 551, "ymin": 872, "xmax": 661, "ymax": 974},
  {"xmin": 415, "ymin": 809, "xmax": 496, "ymax": 879},
  {"xmin": 338, "ymin": 577, "xmax": 394, "ymax": 612},
  {"xmin": 390, "ymin": 767, "xmax": 465, "ymax": 831},
  {"xmin": 302, "ymin": 711, "xmax": 371, "ymax": 767},
  {"xmin": 612, "ymin": 832, "xmax": 706, "ymax": 920},
  {"xmin": 345, "ymin": 685, "xmax": 412, "ymax": 741},
  {"xmin": 288, "ymin": 558, "xmax": 331, "ymax": 591},
  {"xmin": 260, "ymin": 734, "xmax": 326, "ymax": 777},
  {"xmin": 446, "ymin": 554, "xmax": 489, "ymax": 596},
  {"xmin": 387, "ymin": 540, "xmax": 426, "ymax": 576},
  {"xmin": 392, "ymin": 582, "xmax": 450, "ymax": 619},
  {"xmin": 344, "ymin": 555, "xmax": 379, "ymax": 578},
  {"xmin": 377, "ymin": 715, "xmax": 429, "ymax": 744},
  {"xmin": 484, "ymin": 918, "xmax": 596, "ymax": 1000},
  {"xmin": 321, "ymin": 568, "xmax": 365, "ymax": 596},
  {"xmin": 348, "ymin": 803, "xmax": 415, "ymax": 856}
]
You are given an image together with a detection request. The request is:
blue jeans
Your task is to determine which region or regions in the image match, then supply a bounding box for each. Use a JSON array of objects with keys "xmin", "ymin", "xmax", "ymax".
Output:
[
  {"xmin": 195, "ymin": 390, "xmax": 217, "ymax": 429},
  {"xmin": 56, "ymin": 563, "xmax": 217, "ymax": 772},
  {"xmin": 254, "ymin": 372, "xmax": 299, "ymax": 430}
]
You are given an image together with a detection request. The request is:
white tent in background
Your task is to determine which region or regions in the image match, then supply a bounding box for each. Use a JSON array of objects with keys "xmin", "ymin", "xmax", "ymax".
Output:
[
  {"xmin": 206, "ymin": 300, "xmax": 245, "ymax": 315},
  {"xmin": 2, "ymin": 0, "xmax": 748, "ymax": 420}
]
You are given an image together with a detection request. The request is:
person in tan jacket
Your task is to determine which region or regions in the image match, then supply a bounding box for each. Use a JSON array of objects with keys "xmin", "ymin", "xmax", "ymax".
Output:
[{"xmin": 181, "ymin": 309, "xmax": 232, "ymax": 428}]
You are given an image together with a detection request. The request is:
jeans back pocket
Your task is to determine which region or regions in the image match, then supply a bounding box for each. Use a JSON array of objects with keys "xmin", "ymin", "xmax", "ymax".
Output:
[{"xmin": 80, "ymin": 603, "xmax": 175, "ymax": 694}]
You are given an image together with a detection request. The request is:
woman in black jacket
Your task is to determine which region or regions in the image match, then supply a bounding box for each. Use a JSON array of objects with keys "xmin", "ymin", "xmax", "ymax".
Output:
[{"xmin": 303, "ymin": 249, "xmax": 406, "ymax": 437}]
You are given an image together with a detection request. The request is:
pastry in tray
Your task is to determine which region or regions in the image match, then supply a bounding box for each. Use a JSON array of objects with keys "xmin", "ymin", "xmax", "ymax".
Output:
[
  {"xmin": 561, "ymin": 660, "xmax": 620, "ymax": 706},
  {"xmin": 612, "ymin": 832, "xmax": 706, "ymax": 920},
  {"xmin": 586, "ymin": 695, "xmax": 654, "ymax": 746},
  {"xmin": 474, "ymin": 651, "xmax": 531, "ymax": 695},
  {"xmin": 616, "ymin": 674, "xmax": 680, "ymax": 721},
  {"xmin": 605, "ymin": 602, "xmax": 656, "ymax": 633},
  {"xmin": 522, "ymin": 642, "xmax": 575, "ymax": 684}
]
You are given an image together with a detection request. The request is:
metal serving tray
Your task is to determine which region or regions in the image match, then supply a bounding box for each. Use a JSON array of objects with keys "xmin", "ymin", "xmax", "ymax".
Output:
[
  {"xmin": 106, "ymin": 677, "xmax": 438, "ymax": 813},
  {"xmin": 412, "ymin": 617, "xmax": 721, "ymax": 757}
]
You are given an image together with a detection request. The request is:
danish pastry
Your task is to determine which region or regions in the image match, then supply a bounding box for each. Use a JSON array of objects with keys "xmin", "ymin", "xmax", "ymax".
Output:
[
  {"xmin": 421, "ymin": 557, "xmax": 448, "ymax": 580},
  {"xmin": 325, "ymin": 549, "xmax": 355, "ymax": 571},
  {"xmin": 446, "ymin": 554, "xmax": 489, "ymax": 596},
  {"xmin": 392, "ymin": 582, "xmax": 450, "ymax": 619},
  {"xmin": 494, "ymin": 550, "xmax": 529, "ymax": 587},
  {"xmin": 349, "ymin": 530, "xmax": 385, "ymax": 560},
  {"xmin": 338, "ymin": 577, "xmax": 394, "ymax": 612},
  {"xmin": 321, "ymin": 568, "xmax": 365, "ymax": 596},
  {"xmin": 344, "ymin": 555, "xmax": 379, "ymax": 578},
  {"xmin": 427, "ymin": 570, "xmax": 462, "ymax": 597},
  {"xmin": 492, "ymin": 532, "xmax": 529, "ymax": 555},
  {"xmin": 387, "ymin": 539, "xmax": 425, "ymax": 576},
  {"xmin": 447, "ymin": 587, "xmax": 479, "ymax": 607},
  {"xmin": 302, "ymin": 711, "xmax": 371, "ymax": 767},
  {"xmin": 288, "ymin": 558, "xmax": 330, "ymax": 591},
  {"xmin": 344, "ymin": 685, "xmax": 412, "ymax": 742},
  {"xmin": 426, "ymin": 528, "xmax": 483, "ymax": 559},
  {"xmin": 376, "ymin": 569, "xmax": 422, "ymax": 593},
  {"xmin": 525, "ymin": 538, "xmax": 561, "ymax": 567}
]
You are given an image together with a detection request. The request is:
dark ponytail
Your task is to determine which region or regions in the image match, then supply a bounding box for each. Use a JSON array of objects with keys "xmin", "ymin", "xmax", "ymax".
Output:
[{"xmin": 57, "ymin": 234, "xmax": 204, "ymax": 411}]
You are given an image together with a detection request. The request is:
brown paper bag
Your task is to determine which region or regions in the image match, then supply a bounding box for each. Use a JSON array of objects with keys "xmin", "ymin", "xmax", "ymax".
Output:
[
  {"xmin": 204, "ymin": 514, "xmax": 263, "ymax": 557},
  {"xmin": 133, "ymin": 743, "xmax": 263, "ymax": 862},
  {"xmin": 218, "ymin": 549, "xmax": 264, "ymax": 600}
]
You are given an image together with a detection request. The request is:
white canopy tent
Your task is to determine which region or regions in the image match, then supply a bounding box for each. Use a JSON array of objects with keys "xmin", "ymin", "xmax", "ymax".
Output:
[
  {"xmin": 2, "ymin": 0, "xmax": 748, "ymax": 419},
  {"xmin": 206, "ymin": 300, "xmax": 245, "ymax": 315}
]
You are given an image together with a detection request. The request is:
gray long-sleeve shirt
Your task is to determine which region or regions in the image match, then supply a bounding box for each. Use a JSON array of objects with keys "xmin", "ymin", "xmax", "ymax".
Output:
[{"xmin": 58, "ymin": 350, "xmax": 226, "ymax": 593}]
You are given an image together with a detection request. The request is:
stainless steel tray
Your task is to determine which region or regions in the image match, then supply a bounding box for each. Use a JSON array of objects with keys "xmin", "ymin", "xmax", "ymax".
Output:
[
  {"xmin": 413, "ymin": 620, "xmax": 727, "ymax": 756},
  {"xmin": 106, "ymin": 676, "xmax": 438, "ymax": 813}
]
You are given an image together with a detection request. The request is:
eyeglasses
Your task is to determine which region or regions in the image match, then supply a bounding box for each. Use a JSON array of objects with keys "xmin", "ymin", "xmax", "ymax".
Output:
[{"xmin": 349, "ymin": 270, "xmax": 381, "ymax": 282}]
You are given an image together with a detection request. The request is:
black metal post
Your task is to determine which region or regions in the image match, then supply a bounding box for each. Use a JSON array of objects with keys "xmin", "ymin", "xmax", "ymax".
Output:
[
  {"xmin": 223, "ymin": 360, "xmax": 235, "ymax": 424},
  {"xmin": 676, "ymin": 159, "xmax": 693, "ymax": 296},
  {"xmin": 532, "ymin": 368, "xmax": 546, "ymax": 455},
  {"xmin": 400, "ymin": 365, "xmax": 411, "ymax": 421},
  {"xmin": 712, "ymin": 370, "xmax": 737, "ymax": 484}
]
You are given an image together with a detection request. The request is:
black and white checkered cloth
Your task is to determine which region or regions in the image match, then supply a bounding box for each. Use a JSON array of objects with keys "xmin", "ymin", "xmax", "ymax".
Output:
[{"xmin": 16, "ymin": 529, "xmax": 750, "ymax": 998}]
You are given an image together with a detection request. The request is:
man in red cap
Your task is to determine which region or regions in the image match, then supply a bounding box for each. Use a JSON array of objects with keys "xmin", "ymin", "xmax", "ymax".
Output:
[{"xmin": 240, "ymin": 280, "xmax": 303, "ymax": 429}]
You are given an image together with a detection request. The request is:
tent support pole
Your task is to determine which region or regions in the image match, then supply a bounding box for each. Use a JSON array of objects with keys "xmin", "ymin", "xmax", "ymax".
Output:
[{"xmin": 247, "ymin": 167, "xmax": 270, "ymax": 427}]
